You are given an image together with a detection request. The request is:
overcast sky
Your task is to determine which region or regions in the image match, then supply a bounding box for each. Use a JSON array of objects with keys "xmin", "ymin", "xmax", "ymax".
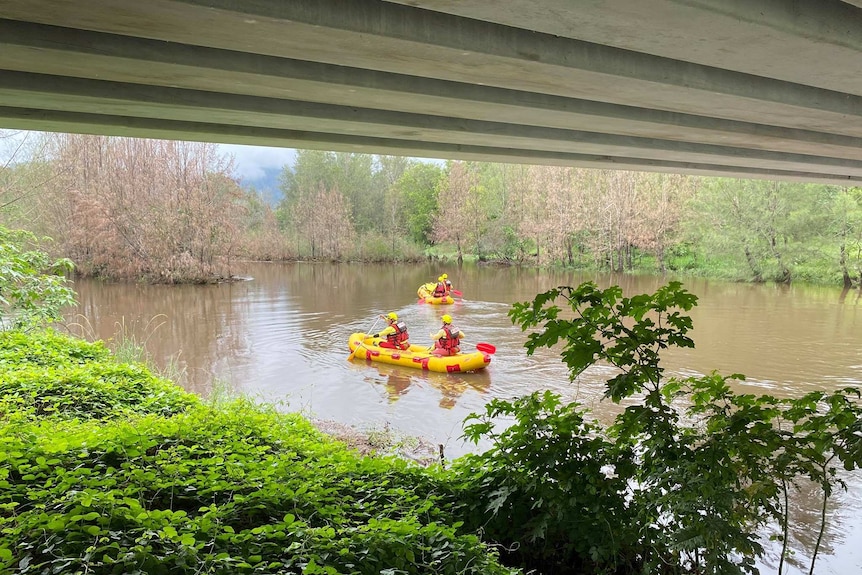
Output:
[
  {"xmin": 3, "ymin": 131, "xmax": 443, "ymax": 182},
  {"xmin": 1, "ymin": 131, "xmax": 297, "ymax": 181},
  {"xmin": 218, "ymin": 144, "xmax": 297, "ymax": 180}
]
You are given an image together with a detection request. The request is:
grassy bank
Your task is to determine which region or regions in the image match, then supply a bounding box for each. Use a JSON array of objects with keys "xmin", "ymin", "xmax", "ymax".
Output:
[{"xmin": 0, "ymin": 330, "xmax": 516, "ymax": 575}]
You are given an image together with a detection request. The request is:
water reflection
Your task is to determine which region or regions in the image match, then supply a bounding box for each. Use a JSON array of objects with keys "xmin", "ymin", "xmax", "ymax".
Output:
[{"xmin": 354, "ymin": 362, "xmax": 493, "ymax": 409}]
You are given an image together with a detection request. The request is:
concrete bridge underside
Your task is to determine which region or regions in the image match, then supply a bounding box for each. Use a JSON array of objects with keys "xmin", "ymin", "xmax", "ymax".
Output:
[{"xmin": 0, "ymin": 0, "xmax": 861, "ymax": 184}]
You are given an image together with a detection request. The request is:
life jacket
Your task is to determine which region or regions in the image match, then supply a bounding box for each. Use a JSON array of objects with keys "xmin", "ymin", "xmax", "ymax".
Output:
[
  {"xmin": 386, "ymin": 321, "xmax": 409, "ymax": 345},
  {"xmin": 432, "ymin": 282, "xmax": 447, "ymax": 297},
  {"xmin": 439, "ymin": 325, "xmax": 461, "ymax": 350}
]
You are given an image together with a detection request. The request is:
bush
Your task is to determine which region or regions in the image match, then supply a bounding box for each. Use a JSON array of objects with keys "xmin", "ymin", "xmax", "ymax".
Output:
[
  {"xmin": 0, "ymin": 329, "xmax": 196, "ymax": 419},
  {"xmin": 452, "ymin": 392, "xmax": 640, "ymax": 573},
  {"xmin": 0, "ymin": 226, "xmax": 75, "ymax": 329},
  {"xmin": 348, "ymin": 231, "xmax": 426, "ymax": 263}
]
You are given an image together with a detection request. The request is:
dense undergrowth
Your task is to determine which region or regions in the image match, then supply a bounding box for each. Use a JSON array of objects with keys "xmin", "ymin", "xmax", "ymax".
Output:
[{"xmin": 0, "ymin": 330, "xmax": 516, "ymax": 575}]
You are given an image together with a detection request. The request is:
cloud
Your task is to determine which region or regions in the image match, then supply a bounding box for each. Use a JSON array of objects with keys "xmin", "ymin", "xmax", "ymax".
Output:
[{"xmin": 219, "ymin": 144, "xmax": 296, "ymax": 180}]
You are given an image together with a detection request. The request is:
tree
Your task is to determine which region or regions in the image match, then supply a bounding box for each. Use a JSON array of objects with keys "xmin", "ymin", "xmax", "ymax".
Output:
[
  {"xmin": 0, "ymin": 131, "xmax": 54, "ymax": 231},
  {"xmin": 397, "ymin": 162, "xmax": 443, "ymax": 244},
  {"xmin": 516, "ymin": 165, "xmax": 553, "ymax": 264},
  {"xmin": 291, "ymin": 184, "xmax": 355, "ymax": 259},
  {"xmin": 41, "ymin": 135, "xmax": 244, "ymax": 283},
  {"xmin": 826, "ymin": 186, "xmax": 862, "ymax": 287},
  {"xmin": 630, "ymin": 173, "xmax": 697, "ymax": 273},
  {"xmin": 687, "ymin": 178, "xmax": 831, "ymax": 283},
  {"xmin": 432, "ymin": 161, "xmax": 481, "ymax": 263},
  {"xmin": 375, "ymin": 155, "xmax": 412, "ymax": 253}
]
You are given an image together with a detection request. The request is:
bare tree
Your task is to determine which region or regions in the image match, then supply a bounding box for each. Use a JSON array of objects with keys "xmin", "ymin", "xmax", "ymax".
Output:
[
  {"xmin": 0, "ymin": 130, "xmax": 55, "ymax": 229},
  {"xmin": 41, "ymin": 135, "xmax": 244, "ymax": 283},
  {"xmin": 630, "ymin": 173, "xmax": 696, "ymax": 273},
  {"xmin": 292, "ymin": 184, "xmax": 355, "ymax": 260},
  {"xmin": 433, "ymin": 161, "xmax": 481, "ymax": 264}
]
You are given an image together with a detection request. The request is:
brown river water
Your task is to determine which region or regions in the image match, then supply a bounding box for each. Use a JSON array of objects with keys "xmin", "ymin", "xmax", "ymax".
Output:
[{"xmin": 66, "ymin": 261, "xmax": 861, "ymax": 574}]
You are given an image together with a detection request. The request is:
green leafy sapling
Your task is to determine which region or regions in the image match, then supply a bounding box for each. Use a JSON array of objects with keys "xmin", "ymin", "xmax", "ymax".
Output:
[
  {"xmin": 0, "ymin": 226, "xmax": 76, "ymax": 329},
  {"xmin": 508, "ymin": 280, "xmax": 697, "ymax": 403}
]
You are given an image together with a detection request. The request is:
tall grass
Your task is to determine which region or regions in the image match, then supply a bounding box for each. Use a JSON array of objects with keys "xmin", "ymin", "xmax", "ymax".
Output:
[{"xmin": 66, "ymin": 314, "xmax": 189, "ymax": 387}]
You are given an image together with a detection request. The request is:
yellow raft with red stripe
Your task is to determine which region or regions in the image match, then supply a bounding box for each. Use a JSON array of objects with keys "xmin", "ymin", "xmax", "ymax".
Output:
[
  {"xmin": 348, "ymin": 332, "xmax": 491, "ymax": 373},
  {"xmin": 417, "ymin": 283, "xmax": 454, "ymax": 305}
]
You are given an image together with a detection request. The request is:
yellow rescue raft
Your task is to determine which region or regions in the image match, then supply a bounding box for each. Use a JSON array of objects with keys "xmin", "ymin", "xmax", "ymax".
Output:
[
  {"xmin": 417, "ymin": 283, "xmax": 454, "ymax": 305},
  {"xmin": 348, "ymin": 333, "xmax": 491, "ymax": 373}
]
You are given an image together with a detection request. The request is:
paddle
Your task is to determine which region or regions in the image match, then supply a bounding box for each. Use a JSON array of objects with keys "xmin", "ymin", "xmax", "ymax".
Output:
[
  {"xmin": 451, "ymin": 289, "xmax": 463, "ymax": 297},
  {"xmin": 348, "ymin": 317, "xmax": 381, "ymax": 361},
  {"xmin": 475, "ymin": 342, "xmax": 496, "ymax": 354},
  {"xmin": 427, "ymin": 341, "xmax": 496, "ymax": 354}
]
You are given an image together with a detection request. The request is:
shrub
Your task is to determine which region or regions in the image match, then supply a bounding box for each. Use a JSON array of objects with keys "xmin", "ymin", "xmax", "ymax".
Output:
[
  {"xmin": 0, "ymin": 329, "xmax": 195, "ymax": 420},
  {"xmin": 0, "ymin": 226, "xmax": 75, "ymax": 329}
]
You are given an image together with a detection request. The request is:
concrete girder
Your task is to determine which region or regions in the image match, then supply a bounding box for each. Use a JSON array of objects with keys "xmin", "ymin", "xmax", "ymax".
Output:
[
  {"xmin": 2, "ymin": 71, "xmax": 862, "ymax": 183},
  {"xmin": 0, "ymin": 20, "xmax": 860, "ymax": 163},
  {"xmin": 0, "ymin": 0, "xmax": 859, "ymax": 182},
  {"xmin": 386, "ymin": 0, "xmax": 862, "ymax": 96},
  {"xmin": 3, "ymin": 106, "xmax": 856, "ymax": 185}
]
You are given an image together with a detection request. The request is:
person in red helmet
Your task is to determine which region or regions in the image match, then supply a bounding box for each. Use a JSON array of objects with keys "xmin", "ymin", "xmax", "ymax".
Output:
[
  {"xmin": 372, "ymin": 312, "xmax": 410, "ymax": 350},
  {"xmin": 430, "ymin": 314, "xmax": 464, "ymax": 356}
]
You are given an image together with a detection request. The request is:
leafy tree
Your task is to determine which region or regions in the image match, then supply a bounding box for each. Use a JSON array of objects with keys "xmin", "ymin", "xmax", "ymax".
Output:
[
  {"xmin": 375, "ymin": 155, "xmax": 412, "ymax": 253},
  {"xmin": 686, "ymin": 178, "xmax": 831, "ymax": 283},
  {"xmin": 0, "ymin": 226, "xmax": 75, "ymax": 329},
  {"xmin": 397, "ymin": 162, "xmax": 443, "ymax": 244},
  {"xmin": 827, "ymin": 186, "xmax": 862, "ymax": 287}
]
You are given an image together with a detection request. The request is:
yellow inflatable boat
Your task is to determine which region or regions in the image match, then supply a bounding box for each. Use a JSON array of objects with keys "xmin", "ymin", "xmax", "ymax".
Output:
[
  {"xmin": 348, "ymin": 333, "xmax": 491, "ymax": 373},
  {"xmin": 417, "ymin": 283, "xmax": 454, "ymax": 305}
]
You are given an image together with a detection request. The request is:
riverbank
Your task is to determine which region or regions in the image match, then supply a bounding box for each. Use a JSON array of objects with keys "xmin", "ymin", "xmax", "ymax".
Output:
[{"xmin": 0, "ymin": 329, "xmax": 515, "ymax": 574}]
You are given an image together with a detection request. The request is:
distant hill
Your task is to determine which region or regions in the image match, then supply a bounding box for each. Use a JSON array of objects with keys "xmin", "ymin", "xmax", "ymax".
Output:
[{"xmin": 239, "ymin": 166, "xmax": 283, "ymax": 205}]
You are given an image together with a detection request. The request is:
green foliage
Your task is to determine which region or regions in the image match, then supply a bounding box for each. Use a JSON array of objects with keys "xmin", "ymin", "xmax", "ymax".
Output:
[
  {"xmin": 0, "ymin": 329, "xmax": 518, "ymax": 575},
  {"xmin": 347, "ymin": 231, "xmax": 426, "ymax": 263},
  {"xmin": 453, "ymin": 281, "xmax": 862, "ymax": 575},
  {"xmin": 509, "ymin": 281, "xmax": 697, "ymax": 402},
  {"xmin": 0, "ymin": 329, "xmax": 196, "ymax": 419},
  {"xmin": 683, "ymin": 179, "xmax": 842, "ymax": 284},
  {"xmin": 0, "ymin": 226, "xmax": 76, "ymax": 329},
  {"xmin": 398, "ymin": 162, "xmax": 443, "ymax": 244},
  {"xmin": 454, "ymin": 392, "xmax": 639, "ymax": 573}
]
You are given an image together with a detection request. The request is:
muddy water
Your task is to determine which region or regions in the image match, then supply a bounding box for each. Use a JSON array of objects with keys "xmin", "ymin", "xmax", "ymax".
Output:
[{"xmin": 67, "ymin": 261, "xmax": 862, "ymax": 573}]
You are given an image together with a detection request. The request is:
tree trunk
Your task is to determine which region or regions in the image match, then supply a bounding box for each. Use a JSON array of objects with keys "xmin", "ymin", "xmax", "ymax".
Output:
[
  {"xmin": 744, "ymin": 245, "xmax": 764, "ymax": 282},
  {"xmin": 840, "ymin": 243, "xmax": 852, "ymax": 289},
  {"xmin": 535, "ymin": 235, "xmax": 540, "ymax": 265},
  {"xmin": 771, "ymin": 246, "xmax": 792, "ymax": 284}
]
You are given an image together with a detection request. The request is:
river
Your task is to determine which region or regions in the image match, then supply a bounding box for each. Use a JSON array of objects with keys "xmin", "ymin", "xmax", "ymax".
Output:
[{"xmin": 66, "ymin": 261, "xmax": 861, "ymax": 574}]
